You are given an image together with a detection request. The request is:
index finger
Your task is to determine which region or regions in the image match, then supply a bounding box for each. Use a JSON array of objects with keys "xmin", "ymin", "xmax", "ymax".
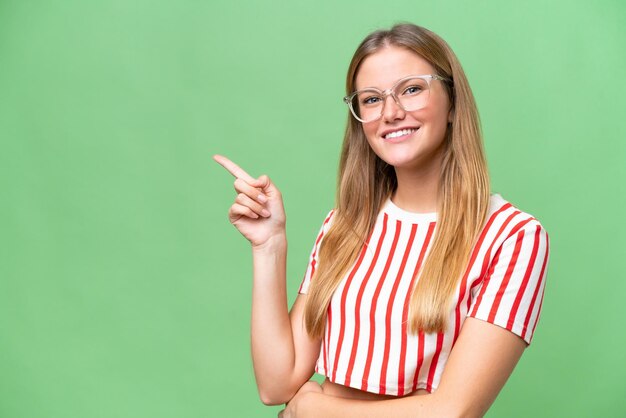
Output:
[{"xmin": 213, "ymin": 154, "xmax": 256, "ymax": 182}]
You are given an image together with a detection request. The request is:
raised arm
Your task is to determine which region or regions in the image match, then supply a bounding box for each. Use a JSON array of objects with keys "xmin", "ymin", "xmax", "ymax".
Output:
[{"xmin": 214, "ymin": 155, "xmax": 321, "ymax": 405}]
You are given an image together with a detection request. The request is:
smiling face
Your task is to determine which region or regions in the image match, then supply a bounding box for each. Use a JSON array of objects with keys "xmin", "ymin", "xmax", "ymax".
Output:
[{"xmin": 355, "ymin": 45, "xmax": 452, "ymax": 174}]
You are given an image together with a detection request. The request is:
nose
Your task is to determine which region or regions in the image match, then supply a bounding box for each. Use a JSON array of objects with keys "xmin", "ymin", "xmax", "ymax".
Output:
[{"xmin": 381, "ymin": 94, "xmax": 405, "ymax": 122}]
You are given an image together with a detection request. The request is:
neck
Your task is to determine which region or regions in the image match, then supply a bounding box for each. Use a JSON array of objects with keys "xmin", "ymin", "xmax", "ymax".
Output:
[{"xmin": 391, "ymin": 154, "xmax": 443, "ymax": 214}]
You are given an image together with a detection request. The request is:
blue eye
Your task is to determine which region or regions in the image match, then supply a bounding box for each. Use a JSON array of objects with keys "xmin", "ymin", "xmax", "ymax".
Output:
[
  {"xmin": 362, "ymin": 96, "xmax": 382, "ymax": 106},
  {"xmin": 403, "ymin": 85, "xmax": 423, "ymax": 95}
]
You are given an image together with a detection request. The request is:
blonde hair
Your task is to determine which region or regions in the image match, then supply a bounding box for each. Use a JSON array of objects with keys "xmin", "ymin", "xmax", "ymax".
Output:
[{"xmin": 304, "ymin": 23, "xmax": 490, "ymax": 337}]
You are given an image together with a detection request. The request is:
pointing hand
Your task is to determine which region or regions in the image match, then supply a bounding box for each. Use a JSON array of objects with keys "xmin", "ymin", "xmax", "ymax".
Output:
[{"xmin": 214, "ymin": 154, "xmax": 286, "ymax": 248}]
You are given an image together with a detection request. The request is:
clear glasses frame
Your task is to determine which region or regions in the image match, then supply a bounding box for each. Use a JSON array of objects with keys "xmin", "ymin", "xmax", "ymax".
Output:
[{"xmin": 343, "ymin": 74, "xmax": 450, "ymax": 123}]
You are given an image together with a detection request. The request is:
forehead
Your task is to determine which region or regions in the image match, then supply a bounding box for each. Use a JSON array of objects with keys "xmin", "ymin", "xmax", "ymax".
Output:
[{"xmin": 355, "ymin": 45, "xmax": 435, "ymax": 90}]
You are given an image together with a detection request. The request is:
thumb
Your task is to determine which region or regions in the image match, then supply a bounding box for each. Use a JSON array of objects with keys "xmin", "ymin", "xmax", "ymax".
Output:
[{"xmin": 251, "ymin": 174, "xmax": 271, "ymax": 192}]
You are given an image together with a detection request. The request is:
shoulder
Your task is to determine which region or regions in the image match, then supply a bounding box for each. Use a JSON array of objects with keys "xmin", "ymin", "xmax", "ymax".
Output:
[
  {"xmin": 468, "ymin": 194, "xmax": 550, "ymax": 345},
  {"xmin": 486, "ymin": 193, "xmax": 548, "ymax": 239},
  {"xmin": 316, "ymin": 208, "xmax": 336, "ymax": 236},
  {"xmin": 308, "ymin": 208, "xmax": 337, "ymax": 252},
  {"xmin": 480, "ymin": 193, "xmax": 551, "ymax": 279}
]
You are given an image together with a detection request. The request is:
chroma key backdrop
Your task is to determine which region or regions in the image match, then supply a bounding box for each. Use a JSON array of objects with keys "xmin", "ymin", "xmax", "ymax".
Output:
[{"xmin": 1, "ymin": 1, "xmax": 625, "ymax": 417}]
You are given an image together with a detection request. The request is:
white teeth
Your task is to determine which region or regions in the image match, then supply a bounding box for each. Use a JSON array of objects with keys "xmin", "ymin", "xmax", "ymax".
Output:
[{"xmin": 384, "ymin": 128, "xmax": 418, "ymax": 139}]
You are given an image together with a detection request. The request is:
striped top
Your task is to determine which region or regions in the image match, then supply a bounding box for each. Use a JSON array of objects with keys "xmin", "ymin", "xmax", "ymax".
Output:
[{"xmin": 298, "ymin": 194, "xmax": 549, "ymax": 396}]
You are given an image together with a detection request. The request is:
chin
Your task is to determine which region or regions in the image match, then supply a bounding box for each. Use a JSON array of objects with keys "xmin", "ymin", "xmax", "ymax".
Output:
[
  {"xmin": 378, "ymin": 148, "xmax": 444, "ymax": 172},
  {"xmin": 380, "ymin": 156, "xmax": 420, "ymax": 170},
  {"xmin": 375, "ymin": 147, "xmax": 419, "ymax": 165}
]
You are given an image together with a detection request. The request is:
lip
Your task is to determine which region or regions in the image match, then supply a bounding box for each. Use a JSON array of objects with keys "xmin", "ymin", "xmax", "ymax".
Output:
[{"xmin": 380, "ymin": 126, "xmax": 420, "ymax": 143}]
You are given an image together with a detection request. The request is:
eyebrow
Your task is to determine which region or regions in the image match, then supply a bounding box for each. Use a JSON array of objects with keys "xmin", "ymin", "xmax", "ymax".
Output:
[{"xmin": 355, "ymin": 74, "xmax": 431, "ymax": 91}]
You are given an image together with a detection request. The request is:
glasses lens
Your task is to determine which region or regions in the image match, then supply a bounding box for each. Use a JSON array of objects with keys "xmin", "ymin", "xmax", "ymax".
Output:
[
  {"xmin": 394, "ymin": 77, "xmax": 431, "ymax": 112},
  {"xmin": 350, "ymin": 89, "xmax": 383, "ymax": 122},
  {"xmin": 346, "ymin": 77, "xmax": 433, "ymax": 122}
]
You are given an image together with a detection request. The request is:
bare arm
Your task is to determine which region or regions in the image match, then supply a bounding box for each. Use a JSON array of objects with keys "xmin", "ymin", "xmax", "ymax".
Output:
[
  {"xmin": 251, "ymin": 241, "xmax": 322, "ymax": 404},
  {"xmin": 251, "ymin": 253, "xmax": 320, "ymax": 405},
  {"xmin": 282, "ymin": 317, "xmax": 526, "ymax": 418},
  {"xmin": 214, "ymin": 155, "xmax": 321, "ymax": 405}
]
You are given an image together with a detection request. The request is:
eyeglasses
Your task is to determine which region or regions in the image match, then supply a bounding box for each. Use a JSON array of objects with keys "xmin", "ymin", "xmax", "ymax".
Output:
[{"xmin": 343, "ymin": 74, "xmax": 449, "ymax": 123}]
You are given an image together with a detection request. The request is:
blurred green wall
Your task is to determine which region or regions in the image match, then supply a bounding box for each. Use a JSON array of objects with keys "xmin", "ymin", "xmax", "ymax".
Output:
[{"xmin": 1, "ymin": 1, "xmax": 625, "ymax": 417}]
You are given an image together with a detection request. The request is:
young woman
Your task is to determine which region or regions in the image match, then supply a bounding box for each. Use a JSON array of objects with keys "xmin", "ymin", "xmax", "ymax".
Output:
[{"xmin": 215, "ymin": 23, "xmax": 549, "ymax": 418}]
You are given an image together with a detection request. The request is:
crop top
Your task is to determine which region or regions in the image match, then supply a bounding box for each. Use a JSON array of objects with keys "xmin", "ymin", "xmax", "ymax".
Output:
[{"xmin": 298, "ymin": 193, "xmax": 549, "ymax": 396}]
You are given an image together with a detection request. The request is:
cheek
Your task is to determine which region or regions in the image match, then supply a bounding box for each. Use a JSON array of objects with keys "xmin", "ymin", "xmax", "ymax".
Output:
[
  {"xmin": 431, "ymin": 95, "xmax": 452, "ymax": 125},
  {"xmin": 427, "ymin": 111, "xmax": 449, "ymax": 134},
  {"xmin": 421, "ymin": 105, "xmax": 450, "ymax": 136},
  {"xmin": 361, "ymin": 122, "xmax": 380, "ymax": 146}
]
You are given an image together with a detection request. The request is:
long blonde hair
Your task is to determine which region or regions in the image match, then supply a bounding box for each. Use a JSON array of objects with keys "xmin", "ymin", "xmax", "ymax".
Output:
[{"xmin": 304, "ymin": 23, "xmax": 490, "ymax": 337}]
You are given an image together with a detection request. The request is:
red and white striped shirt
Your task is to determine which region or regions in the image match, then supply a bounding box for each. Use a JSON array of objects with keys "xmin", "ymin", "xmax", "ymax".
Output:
[{"xmin": 298, "ymin": 194, "xmax": 549, "ymax": 396}]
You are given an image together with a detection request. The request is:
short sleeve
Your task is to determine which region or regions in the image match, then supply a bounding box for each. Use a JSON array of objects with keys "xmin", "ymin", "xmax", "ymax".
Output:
[
  {"xmin": 298, "ymin": 210, "xmax": 335, "ymax": 294},
  {"xmin": 467, "ymin": 221, "xmax": 550, "ymax": 344}
]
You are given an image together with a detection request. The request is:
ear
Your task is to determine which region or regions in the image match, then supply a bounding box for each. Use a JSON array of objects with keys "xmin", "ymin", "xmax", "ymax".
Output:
[{"xmin": 447, "ymin": 107, "xmax": 454, "ymax": 124}]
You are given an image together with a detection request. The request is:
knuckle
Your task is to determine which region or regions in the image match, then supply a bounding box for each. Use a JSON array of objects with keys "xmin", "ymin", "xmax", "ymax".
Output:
[{"xmin": 233, "ymin": 178, "xmax": 246, "ymax": 190}]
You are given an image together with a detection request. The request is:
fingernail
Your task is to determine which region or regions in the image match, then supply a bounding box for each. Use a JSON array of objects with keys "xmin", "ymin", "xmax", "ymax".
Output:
[
  {"xmin": 258, "ymin": 194, "xmax": 267, "ymax": 203},
  {"xmin": 261, "ymin": 209, "xmax": 270, "ymax": 217}
]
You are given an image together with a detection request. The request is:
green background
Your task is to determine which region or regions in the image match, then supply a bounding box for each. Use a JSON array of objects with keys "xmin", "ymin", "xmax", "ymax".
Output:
[{"xmin": 1, "ymin": 0, "xmax": 625, "ymax": 417}]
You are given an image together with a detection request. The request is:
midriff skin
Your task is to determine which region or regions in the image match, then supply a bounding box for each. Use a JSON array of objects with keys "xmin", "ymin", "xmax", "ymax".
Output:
[{"xmin": 321, "ymin": 378, "xmax": 429, "ymax": 400}]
